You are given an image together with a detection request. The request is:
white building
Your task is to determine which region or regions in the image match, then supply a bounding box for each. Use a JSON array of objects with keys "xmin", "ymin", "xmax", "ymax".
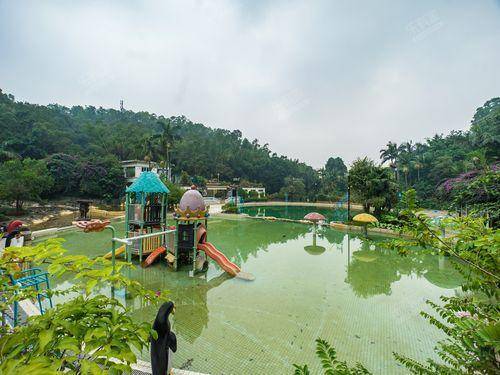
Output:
[
  {"xmin": 122, "ymin": 160, "xmax": 159, "ymax": 185},
  {"xmin": 181, "ymin": 183, "xmax": 266, "ymax": 199},
  {"xmin": 241, "ymin": 187, "xmax": 266, "ymax": 197}
]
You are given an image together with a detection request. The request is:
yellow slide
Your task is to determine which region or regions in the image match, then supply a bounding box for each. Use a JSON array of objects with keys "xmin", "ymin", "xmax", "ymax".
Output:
[{"xmin": 103, "ymin": 245, "xmax": 126, "ymax": 259}]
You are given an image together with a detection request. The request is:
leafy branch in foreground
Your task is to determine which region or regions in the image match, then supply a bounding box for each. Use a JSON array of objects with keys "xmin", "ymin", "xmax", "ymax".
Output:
[
  {"xmin": 293, "ymin": 338, "xmax": 370, "ymax": 375},
  {"xmin": 293, "ymin": 189, "xmax": 498, "ymax": 374},
  {"xmin": 0, "ymin": 238, "xmax": 168, "ymax": 374},
  {"xmin": 387, "ymin": 192, "xmax": 499, "ymax": 374}
]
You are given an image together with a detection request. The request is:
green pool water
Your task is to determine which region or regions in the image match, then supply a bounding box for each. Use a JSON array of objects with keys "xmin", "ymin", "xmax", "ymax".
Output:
[
  {"xmin": 46, "ymin": 215, "xmax": 462, "ymax": 374},
  {"xmin": 239, "ymin": 204, "xmax": 355, "ymax": 222}
]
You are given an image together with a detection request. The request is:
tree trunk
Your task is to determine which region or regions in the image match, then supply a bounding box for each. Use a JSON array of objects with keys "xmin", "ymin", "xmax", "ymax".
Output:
[{"xmin": 15, "ymin": 199, "xmax": 23, "ymax": 214}]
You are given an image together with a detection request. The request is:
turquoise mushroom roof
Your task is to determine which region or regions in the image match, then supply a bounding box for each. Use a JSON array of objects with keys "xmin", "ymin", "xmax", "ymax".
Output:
[{"xmin": 126, "ymin": 172, "xmax": 170, "ymax": 194}]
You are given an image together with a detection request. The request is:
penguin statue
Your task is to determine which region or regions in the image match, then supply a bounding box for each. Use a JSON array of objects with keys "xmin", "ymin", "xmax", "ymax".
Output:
[{"xmin": 151, "ymin": 301, "xmax": 177, "ymax": 375}]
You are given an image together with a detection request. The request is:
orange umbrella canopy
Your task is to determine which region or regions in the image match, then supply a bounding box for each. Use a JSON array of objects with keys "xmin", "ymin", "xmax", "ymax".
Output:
[{"xmin": 304, "ymin": 212, "xmax": 326, "ymax": 222}]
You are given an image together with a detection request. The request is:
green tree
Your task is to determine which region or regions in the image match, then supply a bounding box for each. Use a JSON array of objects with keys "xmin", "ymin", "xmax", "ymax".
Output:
[
  {"xmin": 320, "ymin": 156, "xmax": 348, "ymax": 199},
  {"xmin": 0, "ymin": 143, "xmax": 19, "ymax": 163},
  {"xmin": 45, "ymin": 153, "xmax": 82, "ymax": 195},
  {"xmin": 325, "ymin": 157, "xmax": 347, "ymax": 176},
  {"xmin": 441, "ymin": 170, "xmax": 500, "ymax": 227},
  {"xmin": 379, "ymin": 141, "xmax": 399, "ymax": 165},
  {"xmin": 390, "ymin": 209, "xmax": 499, "ymax": 373},
  {"xmin": 179, "ymin": 171, "xmax": 191, "ymax": 186},
  {"xmin": 349, "ymin": 158, "xmax": 398, "ymax": 216},
  {"xmin": 163, "ymin": 180, "xmax": 186, "ymax": 208},
  {"xmin": 470, "ymin": 97, "xmax": 500, "ymax": 160},
  {"xmin": 280, "ymin": 176, "xmax": 306, "ymax": 201},
  {"xmin": 0, "ymin": 89, "xmax": 322, "ymax": 198},
  {"xmin": 294, "ymin": 211, "xmax": 499, "ymax": 374},
  {"xmin": 0, "ymin": 159, "xmax": 53, "ymax": 213},
  {"xmin": 0, "ymin": 239, "xmax": 167, "ymax": 373},
  {"xmin": 379, "ymin": 141, "xmax": 399, "ymax": 180},
  {"xmin": 79, "ymin": 156, "xmax": 125, "ymax": 200},
  {"xmin": 153, "ymin": 119, "xmax": 178, "ymax": 174}
]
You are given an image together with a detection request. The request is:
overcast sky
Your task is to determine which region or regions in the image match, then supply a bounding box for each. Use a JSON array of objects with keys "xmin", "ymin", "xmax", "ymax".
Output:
[{"xmin": 1, "ymin": 1, "xmax": 499, "ymax": 167}]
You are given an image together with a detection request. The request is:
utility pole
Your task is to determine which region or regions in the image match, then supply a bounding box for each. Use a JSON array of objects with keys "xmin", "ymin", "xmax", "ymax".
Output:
[{"xmin": 347, "ymin": 174, "xmax": 351, "ymax": 222}]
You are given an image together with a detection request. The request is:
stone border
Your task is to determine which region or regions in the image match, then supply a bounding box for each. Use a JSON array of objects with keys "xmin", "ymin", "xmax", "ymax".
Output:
[
  {"xmin": 240, "ymin": 200, "xmax": 364, "ymax": 210},
  {"xmin": 31, "ymin": 225, "xmax": 76, "ymax": 239},
  {"xmin": 244, "ymin": 214, "xmax": 404, "ymax": 237}
]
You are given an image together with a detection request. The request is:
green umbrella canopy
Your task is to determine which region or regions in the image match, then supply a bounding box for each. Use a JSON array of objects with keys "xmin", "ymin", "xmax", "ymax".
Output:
[{"xmin": 126, "ymin": 172, "xmax": 170, "ymax": 194}]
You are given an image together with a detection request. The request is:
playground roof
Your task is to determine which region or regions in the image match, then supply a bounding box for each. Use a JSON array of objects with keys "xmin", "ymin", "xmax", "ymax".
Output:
[{"xmin": 126, "ymin": 172, "xmax": 170, "ymax": 194}]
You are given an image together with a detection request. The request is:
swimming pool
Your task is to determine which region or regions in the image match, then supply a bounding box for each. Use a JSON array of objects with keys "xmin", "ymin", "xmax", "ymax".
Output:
[
  {"xmin": 46, "ymin": 216, "xmax": 462, "ymax": 374},
  {"xmin": 239, "ymin": 204, "xmax": 356, "ymax": 222}
]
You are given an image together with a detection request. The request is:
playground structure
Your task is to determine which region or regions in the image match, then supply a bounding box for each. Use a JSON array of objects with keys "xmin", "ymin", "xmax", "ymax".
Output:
[
  {"xmin": 124, "ymin": 172, "xmax": 170, "ymax": 261},
  {"xmin": 74, "ymin": 174, "xmax": 251, "ymax": 279},
  {"xmin": 7, "ymin": 268, "xmax": 53, "ymax": 327},
  {"xmin": 1, "ymin": 219, "xmax": 53, "ymax": 327},
  {"xmin": 169, "ymin": 186, "xmax": 242, "ymax": 277}
]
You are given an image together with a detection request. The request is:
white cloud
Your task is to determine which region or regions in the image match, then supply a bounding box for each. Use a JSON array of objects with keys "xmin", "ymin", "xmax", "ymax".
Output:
[{"xmin": 0, "ymin": 0, "xmax": 499, "ymax": 167}]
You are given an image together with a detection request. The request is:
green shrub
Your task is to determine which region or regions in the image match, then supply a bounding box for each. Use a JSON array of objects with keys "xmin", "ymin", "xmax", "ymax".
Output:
[{"xmin": 222, "ymin": 202, "xmax": 238, "ymax": 213}]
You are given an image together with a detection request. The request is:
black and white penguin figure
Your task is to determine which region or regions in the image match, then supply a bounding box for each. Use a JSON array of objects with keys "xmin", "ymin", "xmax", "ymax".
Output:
[{"xmin": 151, "ymin": 301, "xmax": 177, "ymax": 375}]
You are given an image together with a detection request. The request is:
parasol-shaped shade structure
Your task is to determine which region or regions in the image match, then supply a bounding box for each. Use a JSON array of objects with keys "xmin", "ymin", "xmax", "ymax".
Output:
[
  {"xmin": 352, "ymin": 213, "xmax": 378, "ymax": 224},
  {"xmin": 303, "ymin": 212, "xmax": 326, "ymax": 255},
  {"xmin": 352, "ymin": 213, "xmax": 378, "ymax": 236},
  {"xmin": 304, "ymin": 212, "xmax": 326, "ymax": 223}
]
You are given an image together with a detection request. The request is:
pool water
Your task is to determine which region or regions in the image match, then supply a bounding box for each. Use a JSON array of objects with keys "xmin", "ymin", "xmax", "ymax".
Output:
[
  {"xmin": 47, "ymin": 215, "xmax": 462, "ymax": 374},
  {"xmin": 239, "ymin": 204, "xmax": 355, "ymax": 222}
]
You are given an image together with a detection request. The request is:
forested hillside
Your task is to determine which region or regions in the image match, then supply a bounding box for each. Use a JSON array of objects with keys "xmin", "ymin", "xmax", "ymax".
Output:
[
  {"xmin": 0, "ymin": 88, "xmax": 497, "ymax": 217},
  {"xmin": 378, "ymin": 98, "xmax": 499, "ymax": 207},
  {"xmin": 0, "ymin": 89, "xmax": 322, "ymax": 199}
]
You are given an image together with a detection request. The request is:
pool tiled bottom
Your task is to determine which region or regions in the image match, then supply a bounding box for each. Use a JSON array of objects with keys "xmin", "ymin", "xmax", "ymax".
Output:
[{"xmin": 54, "ymin": 217, "xmax": 462, "ymax": 374}]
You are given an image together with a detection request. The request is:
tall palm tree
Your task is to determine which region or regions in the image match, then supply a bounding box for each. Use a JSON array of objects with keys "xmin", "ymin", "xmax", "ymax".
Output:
[
  {"xmin": 152, "ymin": 120, "xmax": 178, "ymax": 179},
  {"xmin": 413, "ymin": 160, "xmax": 423, "ymax": 181},
  {"xmin": 142, "ymin": 136, "xmax": 156, "ymax": 166},
  {"xmin": 402, "ymin": 141, "xmax": 414, "ymax": 154},
  {"xmin": 401, "ymin": 164, "xmax": 410, "ymax": 187},
  {"xmin": 380, "ymin": 141, "xmax": 399, "ymax": 181},
  {"xmin": 379, "ymin": 141, "xmax": 399, "ymax": 164}
]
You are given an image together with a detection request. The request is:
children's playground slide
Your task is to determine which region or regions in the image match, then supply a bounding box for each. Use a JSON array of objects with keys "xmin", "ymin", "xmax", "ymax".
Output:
[
  {"xmin": 142, "ymin": 246, "xmax": 166, "ymax": 268},
  {"xmin": 197, "ymin": 242, "xmax": 241, "ymax": 277},
  {"xmin": 103, "ymin": 245, "xmax": 126, "ymax": 259},
  {"xmin": 195, "ymin": 224, "xmax": 242, "ymax": 277}
]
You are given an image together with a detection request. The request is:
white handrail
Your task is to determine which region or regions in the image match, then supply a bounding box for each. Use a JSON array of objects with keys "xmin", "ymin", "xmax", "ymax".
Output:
[{"xmin": 112, "ymin": 229, "xmax": 176, "ymax": 246}]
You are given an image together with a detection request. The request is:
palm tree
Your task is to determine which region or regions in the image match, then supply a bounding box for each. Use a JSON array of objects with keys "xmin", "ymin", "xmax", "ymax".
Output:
[
  {"xmin": 413, "ymin": 160, "xmax": 423, "ymax": 181},
  {"xmin": 401, "ymin": 164, "xmax": 410, "ymax": 187},
  {"xmin": 402, "ymin": 141, "xmax": 414, "ymax": 154},
  {"xmin": 152, "ymin": 120, "xmax": 178, "ymax": 179},
  {"xmin": 380, "ymin": 141, "xmax": 399, "ymax": 180},
  {"xmin": 411, "ymin": 143, "xmax": 428, "ymax": 182},
  {"xmin": 397, "ymin": 141, "xmax": 416, "ymax": 185},
  {"xmin": 380, "ymin": 141, "xmax": 399, "ymax": 164},
  {"xmin": 142, "ymin": 136, "xmax": 156, "ymax": 166},
  {"xmin": 467, "ymin": 150, "xmax": 488, "ymax": 171}
]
